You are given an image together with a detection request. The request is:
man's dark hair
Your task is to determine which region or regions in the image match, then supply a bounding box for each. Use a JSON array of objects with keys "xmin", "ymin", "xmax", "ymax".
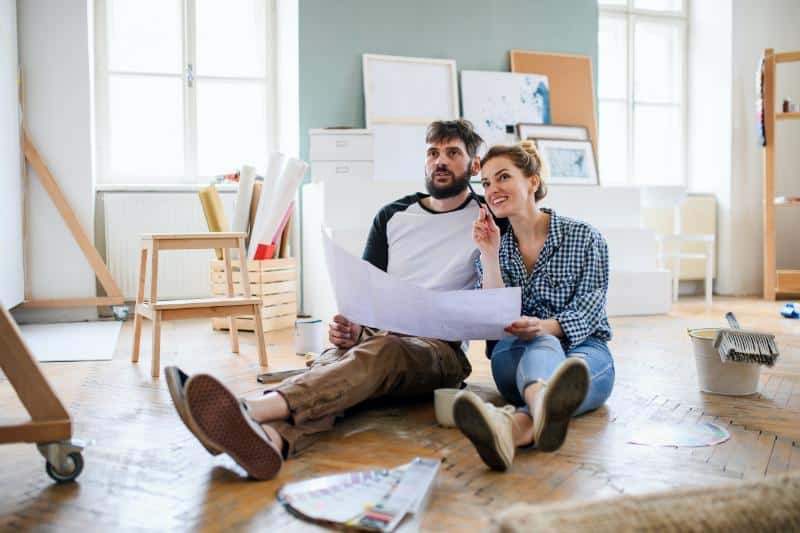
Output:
[{"xmin": 425, "ymin": 119, "xmax": 484, "ymax": 159}]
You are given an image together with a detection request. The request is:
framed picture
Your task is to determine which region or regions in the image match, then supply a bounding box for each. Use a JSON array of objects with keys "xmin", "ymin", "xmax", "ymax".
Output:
[
  {"xmin": 517, "ymin": 123, "xmax": 588, "ymax": 142},
  {"xmin": 535, "ymin": 139, "xmax": 598, "ymax": 186},
  {"xmin": 461, "ymin": 70, "xmax": 550, "ymax": 153}
]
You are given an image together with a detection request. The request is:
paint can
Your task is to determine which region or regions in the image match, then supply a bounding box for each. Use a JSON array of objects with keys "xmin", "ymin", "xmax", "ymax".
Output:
[
  {"xmin": 295, "ymin": 316, "xmax": 324, "ymax": 355},
  {"xmin": 688, "ymin": 328, "xmax": 760, "ymax": 396}
]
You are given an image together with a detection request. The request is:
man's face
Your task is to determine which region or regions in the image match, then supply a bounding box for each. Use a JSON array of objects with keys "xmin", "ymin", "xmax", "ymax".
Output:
[{"xmin": 424, "ymin": 139, "xmax": 474, "ymax": 199}]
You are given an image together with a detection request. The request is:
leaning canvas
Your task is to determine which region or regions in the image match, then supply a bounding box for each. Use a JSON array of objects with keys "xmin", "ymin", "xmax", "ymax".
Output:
[
  {"xmin": 461, "ymin": 71, "xmax": 550, "ymax": 153},
  {"xmin": 535, "ymin": 139, "xmax": 598, "ymax": 186}
]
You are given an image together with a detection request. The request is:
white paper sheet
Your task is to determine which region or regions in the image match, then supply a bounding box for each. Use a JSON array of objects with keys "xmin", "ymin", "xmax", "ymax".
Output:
[{"xmin": 322, "ymin": 231, "xmax": 519, "ymax": 341}]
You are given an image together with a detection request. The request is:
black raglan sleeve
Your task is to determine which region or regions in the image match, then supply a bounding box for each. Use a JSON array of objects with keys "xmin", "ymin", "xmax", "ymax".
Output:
[{"xmin": 362, "ymin": 208, "xmax": 389, "ymax": 272}]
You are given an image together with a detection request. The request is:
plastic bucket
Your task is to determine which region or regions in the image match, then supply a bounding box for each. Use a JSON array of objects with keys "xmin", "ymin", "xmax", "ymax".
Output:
[{"xmin": 688, "ymin": 328, "xmax": 760, "ymax": 396}]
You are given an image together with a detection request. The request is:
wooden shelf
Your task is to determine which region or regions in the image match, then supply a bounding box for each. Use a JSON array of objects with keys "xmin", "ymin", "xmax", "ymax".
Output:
[
  {"xmin": 763, "ymin": 48, "xmax": 800, "ymax": 300},
  {"xmin": 775, "ymin": 196, "xmax": 800, "ymax": 206},
  {"xmin": 776, "ymin": 270, "xmax": 800, "ymax": 294}
]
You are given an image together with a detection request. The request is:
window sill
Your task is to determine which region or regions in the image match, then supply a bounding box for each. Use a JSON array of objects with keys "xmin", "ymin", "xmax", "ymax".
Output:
[{"xmin": 95, "ymin": 183, "xmax": 238, "ymax": 193}]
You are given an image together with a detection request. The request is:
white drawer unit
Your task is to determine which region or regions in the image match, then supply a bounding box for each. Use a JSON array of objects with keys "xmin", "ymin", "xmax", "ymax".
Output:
[
  {"xmin": 310, "ymin": 129, "xmax": 374, "ymax": 183},
  {"xmin": 309, "ymin": 129, "xmax": 373, "ymax": 161},
  {"xmin": 312, "ymin": 161, "xmax": 374, "ymax": 182}
]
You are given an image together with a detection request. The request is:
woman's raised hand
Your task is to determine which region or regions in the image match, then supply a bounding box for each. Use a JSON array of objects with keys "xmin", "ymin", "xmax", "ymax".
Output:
[
  {"xmin": 504, "ymin": 316, "xmax": 543, "ymax": 340},
  {"xmin": 472, "ymin": 205, "xmax": 501, "ymax": 257}
]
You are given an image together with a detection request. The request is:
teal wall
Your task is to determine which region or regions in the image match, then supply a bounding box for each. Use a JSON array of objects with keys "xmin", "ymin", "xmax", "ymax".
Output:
[{"xmin": 298, "ymin": 0, "xmax": 598, "ymax": 164}]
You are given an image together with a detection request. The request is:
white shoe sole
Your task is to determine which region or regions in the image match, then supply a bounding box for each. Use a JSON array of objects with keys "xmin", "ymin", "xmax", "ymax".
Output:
[
  {"xmin": 535, "ymin": 358, "xmax": 590, "ymax": 452},
  {"xmin": 453, "ymin": 392, "xmax": 513, "ymax": 471}
]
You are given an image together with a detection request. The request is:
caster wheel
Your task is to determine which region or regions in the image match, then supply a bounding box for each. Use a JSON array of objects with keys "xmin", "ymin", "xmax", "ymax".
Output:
[
  {"xmin": 45, "ymin": 452, "xmax": 84, "ymax": 483},
  {"xmin": 112, "ymin": 305, "xmax": 129, "ymax": 321}
]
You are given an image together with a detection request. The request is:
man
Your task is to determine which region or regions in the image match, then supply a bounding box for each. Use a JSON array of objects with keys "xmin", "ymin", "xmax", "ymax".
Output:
[{"xmin": 166, "ymin": 119, "xmax": 501, "ymax": 480}]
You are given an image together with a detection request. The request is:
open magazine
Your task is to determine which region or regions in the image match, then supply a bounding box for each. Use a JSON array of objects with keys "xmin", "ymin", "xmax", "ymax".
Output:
[{"xmin": 277, "ymin": 457, "xmax": 440, "ymax": 531}]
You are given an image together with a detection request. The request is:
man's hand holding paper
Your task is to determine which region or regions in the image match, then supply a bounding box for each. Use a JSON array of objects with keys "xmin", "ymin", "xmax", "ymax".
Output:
[{"xmin": 322, "ymin": 231, "xmax": 520, "ymax": 341}]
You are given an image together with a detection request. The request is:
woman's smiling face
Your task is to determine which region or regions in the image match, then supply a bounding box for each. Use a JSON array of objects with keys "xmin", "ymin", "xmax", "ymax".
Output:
[{"xmin": 480, "ymin": 155, "xmax": 539, "ymax": 218}]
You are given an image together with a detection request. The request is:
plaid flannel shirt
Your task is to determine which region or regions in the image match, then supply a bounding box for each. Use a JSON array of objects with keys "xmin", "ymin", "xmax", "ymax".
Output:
[{"xmin": 475, "ymin": 208, "xmax": 612, "ymax": 351}]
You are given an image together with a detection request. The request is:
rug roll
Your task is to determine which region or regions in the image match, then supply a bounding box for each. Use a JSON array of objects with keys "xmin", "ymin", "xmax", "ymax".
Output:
[{"xmin": 492, "ymin": 471, "xmax": 800, "ymax": 533}]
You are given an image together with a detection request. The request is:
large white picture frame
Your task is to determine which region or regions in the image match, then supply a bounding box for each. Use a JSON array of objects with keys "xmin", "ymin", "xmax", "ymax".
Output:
[
  {"xmin": 363, "ymin": 54, "xmax": 458, "ymax": 181},
  {"xmin": 362, "ymin": 54, "xmax": 458, "ymax": 128}
]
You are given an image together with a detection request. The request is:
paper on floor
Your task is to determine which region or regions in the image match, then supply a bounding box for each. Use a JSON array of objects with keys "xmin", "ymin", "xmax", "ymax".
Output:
[{"xmin": 322, "ymin": 230, "xmax": 519, "ymax": 341}]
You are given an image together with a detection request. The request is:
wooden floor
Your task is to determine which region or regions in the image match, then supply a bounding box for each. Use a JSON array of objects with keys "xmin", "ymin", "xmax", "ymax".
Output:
[{"xmin": 2, "ymin": 297, "xmax": 799, "ymax": 531}]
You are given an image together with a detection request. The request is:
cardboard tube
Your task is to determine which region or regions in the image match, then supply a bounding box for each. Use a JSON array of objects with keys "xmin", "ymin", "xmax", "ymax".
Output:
[{"xmin": 198, "ymin": 184, "xmax": 229, "ymax": 260}]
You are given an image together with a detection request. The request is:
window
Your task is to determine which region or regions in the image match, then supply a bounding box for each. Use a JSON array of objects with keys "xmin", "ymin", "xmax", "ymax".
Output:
[
  {"xmin": 598, "ymin": 0, "xmax": 687, "ymax": 185},
  {"xmin": 95, "ymin": 0, "xmax": 277, "ymax": 184}
]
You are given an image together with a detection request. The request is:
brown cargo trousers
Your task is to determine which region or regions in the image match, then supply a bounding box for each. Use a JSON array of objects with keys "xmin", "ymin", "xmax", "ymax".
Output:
[{"xmin": 265, "ymin": 328, "xmax": 472, "ymax": 457}]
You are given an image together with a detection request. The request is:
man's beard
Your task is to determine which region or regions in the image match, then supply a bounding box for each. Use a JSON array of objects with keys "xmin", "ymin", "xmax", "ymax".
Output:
[{"xmin": 425, "ymin": 167, "xmax": 471, "ymax": 199}]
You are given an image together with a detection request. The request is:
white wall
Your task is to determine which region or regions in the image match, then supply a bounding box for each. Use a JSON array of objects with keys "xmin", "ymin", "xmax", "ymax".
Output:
[
  {"xmin": 0, "ymin": 0, "xmax": 24, "ymax": 308},
  {"xmin": 15, "ymin": 0, "xmax": 97, "ymax": 321},
  {"xmin": 730, "ymin": 0, "xmax": 800, "ymax": 294},
  {"xmin": 688, "ymin": 0, "xmax": 734, "ymax": 293}
]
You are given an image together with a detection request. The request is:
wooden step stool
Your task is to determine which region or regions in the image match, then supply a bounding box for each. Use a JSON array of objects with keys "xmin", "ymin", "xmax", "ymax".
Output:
[{"xmin": 131, "ymin": 232, "xmax": 267, "ymax": 377}]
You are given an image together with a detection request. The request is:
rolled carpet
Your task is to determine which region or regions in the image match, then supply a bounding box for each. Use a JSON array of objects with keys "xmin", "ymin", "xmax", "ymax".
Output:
[{"xmin": 492, "ymin": 471, "xmax": 800, "ymax": 533}]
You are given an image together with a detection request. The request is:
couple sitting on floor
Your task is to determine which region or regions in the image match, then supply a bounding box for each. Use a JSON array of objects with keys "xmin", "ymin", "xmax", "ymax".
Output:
[{"xmin": 166, "ymin": 119, "xmax": 615, "ymax": 479}]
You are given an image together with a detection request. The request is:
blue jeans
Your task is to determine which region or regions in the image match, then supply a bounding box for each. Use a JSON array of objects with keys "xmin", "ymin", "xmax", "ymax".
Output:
[{"xmin": 491, "ymin": 335, "xmax": 615, "ymax": 416}]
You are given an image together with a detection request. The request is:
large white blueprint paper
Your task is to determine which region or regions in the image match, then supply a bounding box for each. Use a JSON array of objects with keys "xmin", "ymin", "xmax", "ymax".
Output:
[{"xmin": 322, "ymin": 231, "xmax": 520, "ymax": 341}]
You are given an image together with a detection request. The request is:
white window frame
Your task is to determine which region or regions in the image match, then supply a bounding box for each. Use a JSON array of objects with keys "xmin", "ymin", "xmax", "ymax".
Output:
[
  {"xmin": 94, "ymin": 0, "xmax": 279, "ymax": 185},
  {"xmin": 599, "ymin": 0, "xmax": 689, "ymax": 186}
]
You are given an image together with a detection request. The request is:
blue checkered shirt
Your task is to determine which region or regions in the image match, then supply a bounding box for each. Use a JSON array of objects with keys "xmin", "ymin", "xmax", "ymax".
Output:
[{"xmin": 475, "ymin": 208, "xmax": 612, "ymax": 351}]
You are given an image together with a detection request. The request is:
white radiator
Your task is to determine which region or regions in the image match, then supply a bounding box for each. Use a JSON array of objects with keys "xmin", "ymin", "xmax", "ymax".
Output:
[{"xmin": 102, "ymin": 191, "xmax": 235, "ymax": 300}]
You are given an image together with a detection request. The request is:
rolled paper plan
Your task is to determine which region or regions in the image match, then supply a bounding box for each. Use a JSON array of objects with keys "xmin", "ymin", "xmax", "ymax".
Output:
[
  {"xmin": 198, "ymin": 184, "xmax": 229, "ymax": 260},
  {"xmin": 248, "ymin": 152, "xmax": 286, "ymax": 258},
  {"xmin": 249, "ymin": 157, "xmax": 308, "ymax": 260}
]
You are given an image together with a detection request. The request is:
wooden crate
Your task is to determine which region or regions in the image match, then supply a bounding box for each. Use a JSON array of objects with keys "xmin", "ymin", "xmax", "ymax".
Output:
[{"xmin": 210, "ymin": 258, "xmax": 297, "ymax": 333}]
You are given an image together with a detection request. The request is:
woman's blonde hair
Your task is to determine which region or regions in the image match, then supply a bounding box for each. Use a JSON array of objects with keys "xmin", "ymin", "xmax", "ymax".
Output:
[{"xmin": 481, "ymin": 140, "xmax": 548, "ymax": 201}]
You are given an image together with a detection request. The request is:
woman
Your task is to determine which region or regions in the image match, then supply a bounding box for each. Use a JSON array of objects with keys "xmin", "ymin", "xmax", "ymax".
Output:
[{"xmin": 453, "ymin": 141, "xmax": 615, "ymax": 471}]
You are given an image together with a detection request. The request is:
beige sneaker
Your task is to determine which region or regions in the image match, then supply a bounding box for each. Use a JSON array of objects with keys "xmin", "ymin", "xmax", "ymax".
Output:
[
  {"xmin": 533, "ymin": 357, "xmax": 590, "ymax": 452},
  {"xmin": 453, "ymin": 391, "xmax": 516, "ymax": 471}
]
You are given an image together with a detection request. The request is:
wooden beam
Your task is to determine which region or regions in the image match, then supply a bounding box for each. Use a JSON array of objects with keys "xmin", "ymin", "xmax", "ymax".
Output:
[
  {"xmin": 21, "ymin": 129, "xmax": 124, "ymax": 303},
  {"xmin": 22, "ymin": 296, "xmax": 124, "ymax": 309},
  {"xmin": 0, "ymin": 419, "xmax": 71, "ymax": 445},
  {"xmin": 763, "ymin": 50, "xmax": 776, "ymax": 301},
  {"xmin": 0, "ymin": 305, "xmax": 72, "ymax": 444},
  {"xmin": 775, "ymin": 51, "xmax": 800, "ymax": 63},
  {"xmin": 18, "ymin": 66, "xmax": 32, "ymax": 302}
]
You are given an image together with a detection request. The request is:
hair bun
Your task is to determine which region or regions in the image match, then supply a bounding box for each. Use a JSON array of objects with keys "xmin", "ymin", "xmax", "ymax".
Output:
[{"xmin": 517, "ymin": 139, "xmax": 538, "ymax": 155}]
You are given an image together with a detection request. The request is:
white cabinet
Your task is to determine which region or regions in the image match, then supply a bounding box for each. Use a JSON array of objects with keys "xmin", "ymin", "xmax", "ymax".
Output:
[{"xmin": 309, "ymin": 129, "xmax": 374, "ymax": 183}]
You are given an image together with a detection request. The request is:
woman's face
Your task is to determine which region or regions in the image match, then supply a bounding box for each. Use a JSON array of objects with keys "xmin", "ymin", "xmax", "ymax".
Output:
[{"xmin": 479, "ymin": 156, "xmax": 538, "ymax": 218}]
